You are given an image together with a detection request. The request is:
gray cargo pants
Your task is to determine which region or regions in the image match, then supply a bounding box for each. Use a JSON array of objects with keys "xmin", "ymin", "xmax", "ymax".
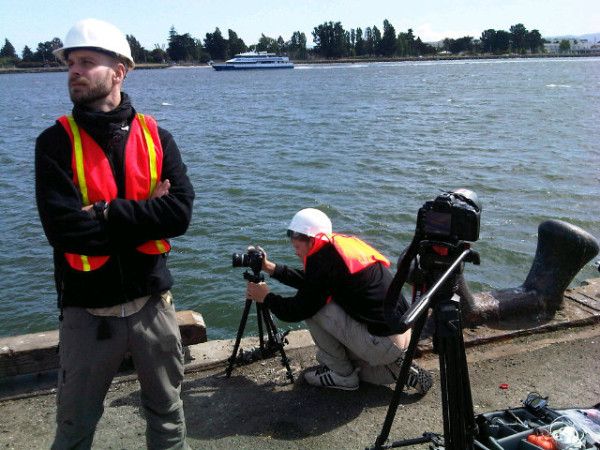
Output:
[
  {"xmin": 52, "ymin": 293, "xmax": 188, "ymax": 450},
  {"xmin": 305, "ymin": 301, "xmax": 412, "ymax": 385}
]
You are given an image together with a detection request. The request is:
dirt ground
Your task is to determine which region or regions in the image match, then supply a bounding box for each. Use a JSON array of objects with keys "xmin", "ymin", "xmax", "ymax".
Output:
[{"xmin": 1, "ymin": 323, "xmax": 600, "ymax": 449}]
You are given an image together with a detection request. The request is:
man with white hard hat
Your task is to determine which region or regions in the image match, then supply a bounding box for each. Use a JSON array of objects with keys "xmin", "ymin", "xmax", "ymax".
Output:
[
  {"xmin": 246, "ymin": 209, "xmax": 433, "ymax": 392},
  {"xmin": 35, "ymin": 18, "xmax": 194, "ymax": 449}
]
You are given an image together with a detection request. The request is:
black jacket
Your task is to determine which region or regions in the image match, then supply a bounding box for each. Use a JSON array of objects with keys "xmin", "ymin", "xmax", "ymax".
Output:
[
  {"xmin": 35, "ymin": 93, "xmax": 195, "ymax": 308},
  {"xmin": 264, "ymin": 243, "xmax": 405, "ymax": 336}
]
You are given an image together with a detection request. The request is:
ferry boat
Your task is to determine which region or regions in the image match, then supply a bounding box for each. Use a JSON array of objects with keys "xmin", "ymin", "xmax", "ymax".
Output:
[{"xmin": 211, "ymin": 51, "xmax": 294, "ymax": 71}]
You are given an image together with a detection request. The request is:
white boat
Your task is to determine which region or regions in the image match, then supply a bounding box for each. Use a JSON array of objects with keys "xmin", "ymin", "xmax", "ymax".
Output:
[{"xmin": 211, "ymin": 51, "xmax": 294, "ymax": 71}]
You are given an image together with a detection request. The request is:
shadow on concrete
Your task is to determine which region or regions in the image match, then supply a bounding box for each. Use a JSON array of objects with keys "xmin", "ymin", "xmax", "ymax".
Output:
[
  {"xmin": 183, "ymin": 368, "xmax": 423, "ymax": 441},
  {"xmin": 109, "ymin": 366, "xmax": 424, "ymax": 442}
]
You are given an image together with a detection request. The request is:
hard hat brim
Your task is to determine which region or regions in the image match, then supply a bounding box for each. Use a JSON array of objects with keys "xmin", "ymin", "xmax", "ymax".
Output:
[{"xmin": 53, "ymin": 45, "xmax": 135, "ymax": 69}]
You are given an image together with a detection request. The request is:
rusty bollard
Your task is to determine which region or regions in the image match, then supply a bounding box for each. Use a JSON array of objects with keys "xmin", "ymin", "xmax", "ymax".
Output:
[{"xmin": 461, "ymin": 220, "xmax": 599, "ymax": 326}]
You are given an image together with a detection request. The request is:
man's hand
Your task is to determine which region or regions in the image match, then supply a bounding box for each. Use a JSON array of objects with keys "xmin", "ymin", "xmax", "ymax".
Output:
[
  {"xmin": 246, "ymin": 281, "xmax": 270, "ymax": 303},
  {"xmin": 151, "ymin": 179, "xmax": 170, "ymax": 198},
  {"xmin": 249, "ymin": 246, "xmax": 276, "ymax": 275}
]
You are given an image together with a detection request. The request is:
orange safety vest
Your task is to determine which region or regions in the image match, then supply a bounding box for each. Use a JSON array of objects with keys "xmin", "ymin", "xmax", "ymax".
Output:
[
  {"xmin": 305, "ymin": 233, "xmax": 391, "ymax": 274},
  {"xmin": 58, "ymin": 113, "xmax": 171, "ymax": 272}
]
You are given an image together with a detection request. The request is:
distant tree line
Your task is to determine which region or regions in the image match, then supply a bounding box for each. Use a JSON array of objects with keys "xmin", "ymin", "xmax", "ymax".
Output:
[{"xmin": 0, "ymin": 20, "xmax": 560, "ymax": 68}]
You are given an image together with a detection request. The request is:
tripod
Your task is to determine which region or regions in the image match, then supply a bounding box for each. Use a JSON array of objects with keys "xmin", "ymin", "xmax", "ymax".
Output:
[
  {"xmin": 371, "ymin": 241, "xmax": 479, "ymax": 450},
  {"xmin": 225, "ymin": 267, "xmax": 294, "ymax": 383}
]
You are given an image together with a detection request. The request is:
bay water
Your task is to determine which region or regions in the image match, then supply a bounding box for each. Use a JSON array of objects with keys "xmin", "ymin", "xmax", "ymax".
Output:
[{"xmin": 0, "ymin": 57, "xmax": 598, "ymax": 340}]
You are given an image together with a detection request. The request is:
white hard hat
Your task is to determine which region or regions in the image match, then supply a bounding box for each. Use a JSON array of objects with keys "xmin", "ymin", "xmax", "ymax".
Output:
[
  {"xmin": 53, "ymin": 18, "xmax": 134, "ymax": 69},
  {"xmin": 287, "ymin": 208, "xmax": 332, "ymax": 238}
]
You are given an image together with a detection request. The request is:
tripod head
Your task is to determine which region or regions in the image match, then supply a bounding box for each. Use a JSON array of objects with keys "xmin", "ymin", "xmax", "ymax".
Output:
[
  {"xmin": 232, "ymin": 247, "xmax": 265, "ymax": 283},
  {"xmin": 373, "ymin": 189, "xmax": 483, "ymax": 450},
  {"xmin": 243, "ymin": 268, "xmax": 264, "ymax": 283},
  {"xmin": 384, "ymin": 189, "xmax": 482, "ymax": 335}
]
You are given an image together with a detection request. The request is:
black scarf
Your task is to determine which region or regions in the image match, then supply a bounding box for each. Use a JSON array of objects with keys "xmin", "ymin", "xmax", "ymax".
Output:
[{"xmin": 71, "ymin": 92, "xmax": 137, "ymax": 196}]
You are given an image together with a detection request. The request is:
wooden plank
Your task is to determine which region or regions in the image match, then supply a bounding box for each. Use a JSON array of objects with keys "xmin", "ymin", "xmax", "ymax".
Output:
[{"xmin": 0, "ymin": 310, "xmax": 205, "ymax": 378}]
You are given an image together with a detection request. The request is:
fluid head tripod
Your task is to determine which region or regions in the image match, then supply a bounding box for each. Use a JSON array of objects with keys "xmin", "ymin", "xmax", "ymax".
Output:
[
  {"xmin": 225, "ymin": 259, "xmax": 294, "ymax": 383},
  {"xmin": 370, "ymin": 239, "xmax": 480, "ymax": 450}
]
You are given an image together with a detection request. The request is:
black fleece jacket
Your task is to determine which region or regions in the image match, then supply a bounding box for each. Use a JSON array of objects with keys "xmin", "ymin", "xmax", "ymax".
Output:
[
  {"xmin": 264, "ymin": 243, "xmax": 406, "ymax": 336},
  {"xmin": 35, "ymin": 93, "xmax": 195, "ymax": 308}
]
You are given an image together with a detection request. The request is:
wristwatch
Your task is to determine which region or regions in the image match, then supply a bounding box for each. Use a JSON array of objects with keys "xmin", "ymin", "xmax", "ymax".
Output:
[{"xmin": 92, "ymin": 201, "xmax": 109, "ymax": 221}]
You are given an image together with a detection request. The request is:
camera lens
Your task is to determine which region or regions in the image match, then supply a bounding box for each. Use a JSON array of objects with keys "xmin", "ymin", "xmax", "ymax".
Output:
[{"xmin": 232, "ymin": 253, "xmax": 248, "ymax": 267}]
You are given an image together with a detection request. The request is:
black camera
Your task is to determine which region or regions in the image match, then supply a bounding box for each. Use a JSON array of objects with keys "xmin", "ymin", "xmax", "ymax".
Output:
[
  {"xmin": 416, "ymin": 189, "xmax": 481, "ymax": 242},
  {"xmin": 232, "ymin": 248, "xmax": 264, "ymax": 274}
]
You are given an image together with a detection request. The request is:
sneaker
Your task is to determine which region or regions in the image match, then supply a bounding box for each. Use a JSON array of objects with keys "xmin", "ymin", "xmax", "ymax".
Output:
[
  {"xmin": 304, "ymin": 365, "xmax": 359, "ymax": 391},
  {"xmin": 406, "ymin": 364, "xmax": 433, "ymax": 395}
]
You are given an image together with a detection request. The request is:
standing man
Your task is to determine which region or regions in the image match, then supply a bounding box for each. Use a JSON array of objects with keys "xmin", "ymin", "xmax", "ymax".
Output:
[
  {"xmin": 35, "ymin": 19, "xmax": 194, "ymax": 449},
  {"xmin": 246, "ymin": 208, "xmax": 432, "ymax": 392}
]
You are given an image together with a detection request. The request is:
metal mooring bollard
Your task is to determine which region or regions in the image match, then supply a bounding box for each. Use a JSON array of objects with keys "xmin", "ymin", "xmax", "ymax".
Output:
[{"xmin": 461, "ymin": 220, "xmax": 599, "ymax": 325}]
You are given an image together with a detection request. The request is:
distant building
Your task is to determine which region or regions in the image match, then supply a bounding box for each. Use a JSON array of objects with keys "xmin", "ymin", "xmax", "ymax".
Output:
[{"xmin": 544, "ymin": 38, "xmax": 598, "ymax": 54}]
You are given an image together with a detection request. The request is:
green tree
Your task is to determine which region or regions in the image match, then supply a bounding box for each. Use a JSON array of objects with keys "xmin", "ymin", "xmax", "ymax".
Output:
[
  {"xmin": 559, "ymin": 39, "xmax": 571, "ymax": 53},
  {"xmin": 287, "ymin": 31, "xmax": 307, "ymax": 59},
  {"xmin": 380, "ymin": 19, "xmax": 397, "ymax": 56},
  {"xmin": 277, "ymin": 36, "xmax": 285, "ymax": 54},
  {"xmin": 355, "ymin": 28, "xmax": 364, "ymax": 56},
  {"xmin": 414, "ymin": 37, "xmax": 436, "ymax": 55},
  {"xmin": 21, "ymin": 45, "xmax": 34, "ymax": 61},
  {"xmin": 509, "ymin": 23, "xmax": 528, "ymax": 53},
  {"xmin": 364, "ymin": 27, "xmax": 374, "ymax": 55},
  {"xmin": 168, "ymin": 31, "xmax": 204, "ymax": 62},
  {"xmin": 148, "ymin": 45, "xmax": 167, "ymax": 63},
  {"xmin": 204, "ymin": 28, "xmax": 227, "ymax": 60},
  {"xmin": 480, "ymin": 29, "xmax": 497, "ymax": 53},
  {"xmin": 444, "ymin": 36, "xmax": 474, "ymax": 54},
  {"xmin": 494, "ymin": 30, "xmax": 511, "ymax": 54},
  {"xmin": 256, "ymin": 33, "xmax": 278, "ymax": 53},
  {"xmin": 227, "ymin": 29, "xmax": 246, "ymax": 58},
  {"xmin": 397, "ymin": 29, "xmax": 416, "ymax": 56},
  {"xmin": 33, "ymin": 38, "xmax": 62, "ymax": 64},
  {"xmin": 312, "ymin": 21, "xmax": 347, "ymax": 58},
  {"xmin": 372, "ymin": 26, "xmax": 382, "ymax": 55},
  {"xmin": 0, "ymin": 38, "xmax": 17, "ymax": 58},
  {"xmin": 126, "ymin": 34, "xmax": 147, "ymax": 63},
  {"xmin": 527, "ymin": 29, "xmax": 543, "ymax": 53}
]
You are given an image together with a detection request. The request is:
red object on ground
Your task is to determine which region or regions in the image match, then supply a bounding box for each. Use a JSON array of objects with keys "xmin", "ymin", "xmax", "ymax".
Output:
[
  {"xmin": 499, "ymin": 383, "xmax": 509, "ymax": 390},
  {"xmin": 527, "ymin": 433, "xmax": 558, "ymax": 450}
]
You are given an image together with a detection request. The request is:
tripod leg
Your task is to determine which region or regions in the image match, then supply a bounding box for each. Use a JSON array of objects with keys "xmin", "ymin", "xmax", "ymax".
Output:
[
  {"xmin": 436, "ymin": 299, "xmax": 476, "ymax": 450},
  {"xmin": 256, "ymin": 303, "xmax": 265, "ymax": 354},
  {"xmin": 226, "ymin": 299, "xmax": 253, "ymax": 377},
  {"xmin": 261, "ymin": 307, "xmax": 295, "ymax": 383},
  {"xmin": 373, "ymin": 312, "xmax": 428, "ymax": 449}
]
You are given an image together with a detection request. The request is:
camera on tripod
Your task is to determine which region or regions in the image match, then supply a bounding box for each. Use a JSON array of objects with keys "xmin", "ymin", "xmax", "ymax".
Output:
[
  {"xmin": 227, "ymin": 246, "xmax": 295, "ymax": 382},
  {"xmin": 232, "ymin": 247, "xmax": 264, "ymax": 274},
  {"xmin": 416, "ymin": 189, "xmax": 481, "ymax": 243},
  {"xmin": 374, "ymin": 188, "xmax": 482, "ymax": 450}
]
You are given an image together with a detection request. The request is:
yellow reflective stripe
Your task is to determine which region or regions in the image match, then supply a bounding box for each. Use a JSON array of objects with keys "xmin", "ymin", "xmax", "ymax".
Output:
[
  {"xmin": 66, "ymin": 115, "xmax": 90, "ymax": 205},
  {"xmin": 137, "ymin": 113, "xmax": 158, "ymax": 195},
  {"xmin": 155, "ymin": 240, "xmax": 167, "ymax": 253},
  {"xmin": 80, "ymin": 255, "xmax": 91, "ymax": 272}
]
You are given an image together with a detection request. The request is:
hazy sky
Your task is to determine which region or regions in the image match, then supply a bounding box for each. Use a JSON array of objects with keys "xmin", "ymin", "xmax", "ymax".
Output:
[{"xmin": 1, "ymin": 0, "xmax": 598, "ymax": 53}]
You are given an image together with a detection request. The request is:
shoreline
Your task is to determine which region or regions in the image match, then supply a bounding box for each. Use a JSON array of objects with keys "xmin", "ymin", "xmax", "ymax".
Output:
[
  {"xmin": 1, "ymin": 52, "xmax": 598, "ymax": 74},
  {"xmin": 0, "ymin": 63, "xmax": 170, "ymax": 75}
]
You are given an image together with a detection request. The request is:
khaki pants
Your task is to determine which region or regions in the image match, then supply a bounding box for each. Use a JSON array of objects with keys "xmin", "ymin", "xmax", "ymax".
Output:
[
  {"xmin": 52, "ymin": 293, "xmax": 188, "ymax": 450},
  {"xmin": 306, "ymin": 301, "xmax": 413, "ymax": 385}
]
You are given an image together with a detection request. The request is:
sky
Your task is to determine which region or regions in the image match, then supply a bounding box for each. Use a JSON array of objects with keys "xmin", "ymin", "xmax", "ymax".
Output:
[{"xmin": 1, "ymin": 0, "xmax": 599, "ymax": 54}]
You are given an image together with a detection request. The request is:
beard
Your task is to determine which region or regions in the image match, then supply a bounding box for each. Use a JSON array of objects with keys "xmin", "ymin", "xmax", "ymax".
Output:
[{"xmin": 69, "ymin": 72, "xmax": 113, "ymax": 107}]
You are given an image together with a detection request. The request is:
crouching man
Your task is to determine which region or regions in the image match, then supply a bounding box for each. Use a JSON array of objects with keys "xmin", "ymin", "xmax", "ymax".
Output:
[{"xmin": 246, "ymin": 208, "xmax": 432, "ymax": 392}]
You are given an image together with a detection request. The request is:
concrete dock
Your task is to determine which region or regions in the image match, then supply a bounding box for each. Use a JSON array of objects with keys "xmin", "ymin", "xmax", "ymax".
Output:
[{"xmin": 1, "ymin": 278, "xmax": 599, "ymax": 449}]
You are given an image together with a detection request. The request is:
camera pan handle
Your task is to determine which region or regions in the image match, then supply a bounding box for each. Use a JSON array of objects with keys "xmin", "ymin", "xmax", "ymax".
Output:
[{"xmin": 400, "ymin": 249, "xmax": 472, "ymax": 331}]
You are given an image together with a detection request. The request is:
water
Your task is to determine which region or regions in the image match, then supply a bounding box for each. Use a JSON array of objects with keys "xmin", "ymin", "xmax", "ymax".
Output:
[{"xmin": 0, "ymin": 58, "xmax": 599, "ymax": 340}]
